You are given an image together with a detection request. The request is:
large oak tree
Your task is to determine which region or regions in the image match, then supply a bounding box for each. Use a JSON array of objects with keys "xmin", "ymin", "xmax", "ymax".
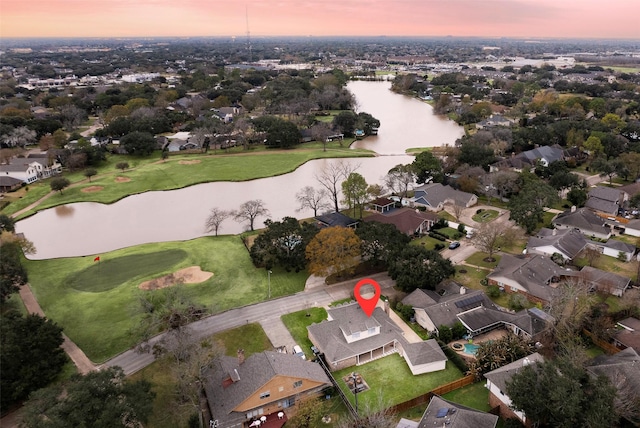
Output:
[{"xmin": 305, "ymin": 226, "xmax": 361, "ymax": 277}]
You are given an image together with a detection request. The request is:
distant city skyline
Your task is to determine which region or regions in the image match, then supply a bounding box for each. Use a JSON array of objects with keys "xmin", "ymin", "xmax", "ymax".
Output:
[{"xmin": 1, "ymin": 0, "xmax": 639, "ymax": 40}]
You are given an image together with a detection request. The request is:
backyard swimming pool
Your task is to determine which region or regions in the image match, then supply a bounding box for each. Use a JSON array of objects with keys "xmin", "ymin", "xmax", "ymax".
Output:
[{"xmin": 464, "ymin": 343, "xmax": 480, "ymax": 355}]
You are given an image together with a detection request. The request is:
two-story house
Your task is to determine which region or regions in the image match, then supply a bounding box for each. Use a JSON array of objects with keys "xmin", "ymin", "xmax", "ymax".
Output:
[
  {"xmin": 203, "ymin": 350, "xmax": 331, "ymax": 428},
  {"xmin": 411, "ymin": 183, "xmax": 477, "ymax": 212}
]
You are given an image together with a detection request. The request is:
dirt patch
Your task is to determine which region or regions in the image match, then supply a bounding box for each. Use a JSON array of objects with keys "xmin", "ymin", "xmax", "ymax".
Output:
[
  {"xmin": 115, "ymin": 176, "xmax": 131, "ymax": 183},
  {"xmin": 139, "ymin": 266, "xmax": 213, "ymax": 290},
  {"xmin": 81, "ymin": 186, "xmax": 103, "ymax": 193},
  {"xmin": 178, "ymin": 159, "xmax": 201, "ymax": 165}
]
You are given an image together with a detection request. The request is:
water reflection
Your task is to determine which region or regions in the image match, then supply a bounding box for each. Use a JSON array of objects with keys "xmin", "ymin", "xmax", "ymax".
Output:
[{"xmin": 54, "ymin": 205, "xmax": 75, "ymax": 217}]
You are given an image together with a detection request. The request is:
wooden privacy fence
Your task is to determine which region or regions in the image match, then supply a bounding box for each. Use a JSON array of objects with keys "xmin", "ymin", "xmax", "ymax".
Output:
[
  {"xmin": 582, "ymin": 329, "xmax": 621, "ymax": 355},
  {"xmin": 388, "ymin": 375, "xmax": 475, "ymax": 414}
]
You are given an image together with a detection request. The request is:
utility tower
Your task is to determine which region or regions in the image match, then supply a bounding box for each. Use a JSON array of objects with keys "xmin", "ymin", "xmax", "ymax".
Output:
[{"xmin": 246, "ymin": 6, "xmax": 252, "ymax": 63}]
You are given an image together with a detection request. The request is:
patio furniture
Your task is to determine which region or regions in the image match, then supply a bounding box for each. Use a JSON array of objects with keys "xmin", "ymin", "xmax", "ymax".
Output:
[
  {"xmin": 278, "ymin": 412, "xmax": 284, "ymax": 419},
  {"xmin": 260, "ymin": 416, "xmax": 267, "ymax": 423}
]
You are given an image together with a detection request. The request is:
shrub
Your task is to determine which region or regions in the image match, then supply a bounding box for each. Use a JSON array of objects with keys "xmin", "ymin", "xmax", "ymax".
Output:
[
  {"xmin": 451, "ymin": 321, "xmax": 467, "ymax": 340},
  {"xmin": 476, "ymin": 209, "xmax": 483, "ymax": 214},
  {"xmin": 397, "ymin": 303, "xmax": 414, "ymax": 321},
  {"xmin": 428, "ymin": 232, "xmax": 446, "ymax": 241},
  {"xmin": 487, "ymin": 285, "xmax": 500, "ymax": 298},
  {"xmin": 480, "ymin": 278, "xmax": 489, "ymax": 286},
  {"xmin": 434, "ymin": 243, "xmax": 445, "ymax": 251},
  {"xmin": 438, "ymin": 325, "xmax": 453, "ymax": 343},
  {"xmin": 454, "ymin": 232, "xmax": 463, "ymax": 239},
  {"xmin": 457, "ymin": 224, "xmax": 466, "ymax": 233},
  {"xmin": 508, "ymin": 293, "xmax": 528, "ymax": 311},
  {"xmin": 438, "ymin": 339, "xmax": 469, "ymax": 373},
  {"xmin": 432, "ymin": 218, "xmax": 449, "ymax": 230}
]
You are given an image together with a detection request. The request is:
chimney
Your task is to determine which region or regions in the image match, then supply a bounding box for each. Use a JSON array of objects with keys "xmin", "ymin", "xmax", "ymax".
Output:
[
  {"xmin": 237, "ymin": 348, "xmax": 245, "ymax": 365},
  {"xmin": 571, "ymin": 205, "xmax": 576, "ymax": 213},
  {"xmin": 384, "ymin": 299, "xmax": 390, "ymax": 315},
  {"xmin": 460, "ymin": 286, "xmax": 466, "ymax": 295},
  {"xmin": 552, "ymin": 229, "xmax": 557, "ymax": 236}
]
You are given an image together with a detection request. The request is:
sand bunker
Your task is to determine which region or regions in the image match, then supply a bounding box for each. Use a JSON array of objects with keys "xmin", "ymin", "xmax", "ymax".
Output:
[
  {"xmin": 178, "ymin": 159, "xmax": 201, "ymax": 165},
  {"xmin": 139, "ymin": 266, "xmax": 213, "ymax": 290},
  {"xmin": 81, "ymin": 186, "xmax": 103, "ymax": 193},
  {"xmin": 115, "ymin": 176, "xmax": 131, "ymax": 183}
]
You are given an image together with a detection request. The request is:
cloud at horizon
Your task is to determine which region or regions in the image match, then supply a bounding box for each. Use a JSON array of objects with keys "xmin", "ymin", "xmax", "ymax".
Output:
[{"xmin": 1, "ymin": 0, "xmax": 639, "ymax": 39}]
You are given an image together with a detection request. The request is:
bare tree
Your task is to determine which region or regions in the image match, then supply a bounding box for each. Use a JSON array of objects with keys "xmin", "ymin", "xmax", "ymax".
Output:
[
  {"xmin": 583, "ymin": 247, "xmax": 602, "ymax": 267},
  {"xmin": 310, "ymin": 122, "xmax": 333, "ymax": 152},
  {"xmin": 315, "ymin": 160, "xmax": 358, "ymax": 212},
  {"xmin": 337, "ymin": 394, "xmax": 396, "ymax": 428},
  {"xmin": 60, "ymin": 105, "xmax": 86, "ymax": 131},
  {"xmin": 546, "ymin": 277, "xmax": 596, "ymax": 352},
  {"xmin": 384, "ymin": 164, "xmax": 415, "ymax": 205},
  {"xmin": 451, "ymin": 204, "xmax": 464, "ymax": 222},
  {"xmin": 233, "ymin": 199, "xmax": 270, "ymax": 231},
  {"xmin": 2, "ymin": 126, "xmax": 36, "ymax": 148},
  {"xmin": 472, "ymin": 222, "xmax": 515, "ymax": 261},
  {"xmin": 296, "ymin": 186, "xmax": 331, "ymax": 217},
  {"xmin": 205, "ymin": 207, "xmax": 231, "ymax": 236}
]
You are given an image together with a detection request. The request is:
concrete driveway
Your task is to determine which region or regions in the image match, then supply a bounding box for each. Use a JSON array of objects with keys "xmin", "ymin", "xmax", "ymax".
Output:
[{"xmin": 440, "ymin": 240, "xmax": 477, "ymax": 265}]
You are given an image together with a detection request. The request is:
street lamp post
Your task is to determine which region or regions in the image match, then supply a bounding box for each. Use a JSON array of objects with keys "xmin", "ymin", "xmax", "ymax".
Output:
[{"xmin": 268, "ymin": 270, "xmax": 272, "ymax": 299}]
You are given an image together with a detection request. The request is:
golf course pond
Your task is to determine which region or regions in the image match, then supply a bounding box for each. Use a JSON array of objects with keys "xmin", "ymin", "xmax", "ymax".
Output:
[{"xmin": 17, "ymin": 81, "xmax": 464, "ymax": 259}]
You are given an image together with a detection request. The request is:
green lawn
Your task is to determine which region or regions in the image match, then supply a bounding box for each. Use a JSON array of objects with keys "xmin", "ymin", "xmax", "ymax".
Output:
[
  {"xmin": 281, "ymin": 307, "xmax": 328, "ymax": 359},
  {"xmin": 465, "ymin": 252, "xmax": 501, "ymax": 269},
  {"xmin": 4, "ymin": 147, "xmax": 373, "ymax": 218},
  {"xmin": 441, "ymin": 381, "xmax": 491, "ymax": 412},
  {"xmin": 214, "ymin": 323, "xmax": 273, "ymax": 357},
  {"xmin": 411, "ymin": 235, "xmax": 444, "ymax": 251},
  {"xmin": 334, "ymin": 354, "xmax": 463, "ymax": 411},
  {"xmin": 435, "ymin": 227, "xmax": 462, "ymax": 239},
  {"xmin": 23, "ymin": 236, "xmax": 308, "ymax": 362},
  {"xmin": 472, "ymin": 209, "xmax": 499, "ymax": 223}
]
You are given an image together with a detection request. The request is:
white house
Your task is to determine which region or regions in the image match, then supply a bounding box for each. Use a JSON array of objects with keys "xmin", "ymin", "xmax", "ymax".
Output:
[{"xmin": 484, "ymin": 352, "xmax": 545, "ymax": 424}]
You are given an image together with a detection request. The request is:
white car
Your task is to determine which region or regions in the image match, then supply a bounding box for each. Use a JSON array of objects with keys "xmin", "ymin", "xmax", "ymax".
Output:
[{"xmin": 292, "ymin": 345, "xmax": 306, "ymax": 360}]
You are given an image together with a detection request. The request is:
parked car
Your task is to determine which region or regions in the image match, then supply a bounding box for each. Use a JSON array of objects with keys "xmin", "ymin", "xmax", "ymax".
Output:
[
  {"xmin": 449, "ymin": 241, "xmax": 461, "ymax": 250},
  {"xmin": 292, "ymin": 345, "xmax": 306, "ymax": 360}
]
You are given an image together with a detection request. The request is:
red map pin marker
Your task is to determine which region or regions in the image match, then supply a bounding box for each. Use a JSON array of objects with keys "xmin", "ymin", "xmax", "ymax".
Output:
[{"xmin": 354, "ymin": 278, "xmax": 381, "ymax": 317}]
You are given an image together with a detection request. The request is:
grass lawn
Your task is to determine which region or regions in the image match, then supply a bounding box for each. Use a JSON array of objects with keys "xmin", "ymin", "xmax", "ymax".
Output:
[
  {"xmin": 453, "ymin": 266, "xmax": 489, "ymax": 291},
  {"xmin": 435, "ymin": 227, "xmax": 463, "ymax": 239},
  {"xmin": 411, "ymin": 235, "xmax": 445, "ymax": 251},
  {"xmin": 405, "ymin": 147, "xmax": 431, "ymax": 155},
  {"xmin": 23, "ymin": 235, "xmax": 308, "ymax": 362},
  {"xmin": 4, "ymin": 147, "xmax": 373, "ymax": 218},
  {"xmin": 472, "ymin": 209, "xmax": 499, "ymax": 223},
  {"xmin": 465, "ymin": 252, "xmax": 501, "ymax": 269},
  {"xmin": 438, "ymin": 211, "xmax": 456, "ymax": 222},
  {"xmin": 213, "ymin": 323, "xmax": 273, "ymax": 357},
  {"xmin": 585, "ymin": 345, "xmax": 605, "ymax": 358},
  {"xmin": 281, "ymin": 307, "xmax": 328, "ymax": 359},
  {"xmin": 441, "ymin": 381, "xmax": 492, "ymax": 412},
  {"xmin": 573, "ymin": 254, "xmax": 637, "ymax": 281},
  {"xmin": 334, "ymin": 354, "xmax": 463, "ymax": 411}
]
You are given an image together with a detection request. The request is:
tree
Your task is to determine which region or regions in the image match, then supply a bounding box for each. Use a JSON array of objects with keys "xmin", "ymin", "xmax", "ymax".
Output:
[
  {"xmin": 0, "ymin": 242, "xmax": 28, "ymax": 303},
  {"xmin": 468, "ymin": 334, "xmax": 534, "ymax": 379},
  {"xmin": 115, "ymin": 161, "xmax": 130, "ymax": 172},
  {"xmin": 295, "ymin": 186, "xmax": 331, "ymax": 217},
  {"xmin": 310, "ymin": 122, "xmax": 333, "ymax": 152},
  {"xmin": 583, "ymin": 135, "xmax": 604, "ymax": 158},
  {"xmin": 341, "ymin": 172, "xmax": 369, "ymax": 218},
  {"xmin": 566, "ymin": 188, "xmax": 588, "ymax": 207},
  {"xmin": 412, "ymin": 150, "xmax": 444, "ymax": 184},
  {"xmin": 451, "ymin": 204, "xmax": 464, "ymax": 222},
  {"xmin": 384, "ymin": 164, "xmax": 415, "ymax": 204},
  {"xmin": 315, "ymin": 160, "xmax": 358, "ymax": 212},
  {"xmin": 83, "ymin": 167, "xmax": 97, "ymax": 182},
  {"xmin": 356, "ymin": 221, "xmax": 410, "ymax": 267},
  {"xmin": 1, "ymin": 313, "xmax": 67, "ymax": 412},
  {"xmin": 590, "ymin": 157, "xmax": 620, "ymax": 185},
  {"xmin": 356, "ymin": 112, "xmax": 381, "ymax": 136},
  {"xmin": 2, "ymin": 126, "xmax": 36, "ymax": 148},
  {"xmin": 120, "ymin": 131, "xmax": 156, "ymax": 156},
  {"xmin": 20, "ymin": 367, "xmax": 155, "ymax": 428},
  {"xmin": 204, "ymin": 207, "xmax": 231, "ymax": 236},
  {"xmin": 619, "ymin": 152, "xmax": 640, "ymax": 181},
  {"xmin": 250, "ymin": 217, "xmax": 318, "ymax": 272},
  {"xmin": 506, "ymin": 357, "xmax": 616, "ymax": 428},
  {"xmin": 284, "ymin": 396, "xmax": 323, "ymax": 428},
  {"xmin": 508, "ymin": 180, "xmax": 559, "ymax": 234},
  {"xmin": 305, "ymin": 226, "xmax": 361, "ymax": 277},
  {"xmin": 0, "ymin": 214, "xmax": 15, "ymax": 233},
  {"xmin": 332, "ymin": 110, "xmax": 358, "ymax": 137},
  {"xmin": 387, "ymin": 246, "xmax": 455, "ymax": 292},
  {"xmin": 233, "ymin": 199, "xmax": 270, "ymax": 231},
  {"xmin": 50, "ymin": 177, "xmax": 70, "ymax": 194},
  {"xmin": 472, "ymin": 222, "xmax": 517, "ymax": 261}
]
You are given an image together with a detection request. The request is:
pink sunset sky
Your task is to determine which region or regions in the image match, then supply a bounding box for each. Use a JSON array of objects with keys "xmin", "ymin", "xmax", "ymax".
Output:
[{"xmin": 1, "ymin": 0, "xmax": 639, "ymax": 39}]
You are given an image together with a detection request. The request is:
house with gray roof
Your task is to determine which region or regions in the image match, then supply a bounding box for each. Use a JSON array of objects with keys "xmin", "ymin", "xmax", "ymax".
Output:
[
  {"xmin": 363, "ymin": 207, "xmax": 438, "ymax": 236},
  {"xmin": 203, "ymin": 350, "xmax": 331, "ymax": 428},
  {"xmin": 490, "ymin": 145, "xmax": 564, "ymax": 172},
  {"xmin": 484, "ymin": 352, "xmax": 545, "ymax": 424},
  {"xmin": 586, "ymin": 186, "xmax": 627, "ymax": 216},
  {"xmin": 525, "ymin": 227, "xmax": 587, "ymax": 261},
  {"xmin": 586, "ymin": 238, "xmax": 636, "ymax": 262},
  {"xmin": 614, "ymin": 317, "xmax": 640, "ymax": 353},
  {"xmin": 561, "ymin": 266, "xmax": 631, "ymax": 297},
  {"xmin": 552, "ymin": 206, "xmax": 611, "ymax": 240},
  {"xmin": 415, "ymin": 395, "xmax": 498, "ymax": 428},
  {"xmin": 0, "ymin": 154, "xmax": 61, "ymax": 184},
  {"xmin": 307, "ymin": 302, "xmax": 447, "ymax": 375},
  {"xmin": 624, "ymin": 218, "xmax": 640, "ymax": 237},
  {"xmin": 587, "ymin": 347, "xmax": 640, "ymax": 425},
  {"xmin": 314, "ymin": 212, "xmax": 358, "ymax": 228},
  {"xmin": 487, "ymin": 254, "xmax": 564, "ymax": 304},
  {"xmin": 412, "ymin": 183, "xmax": 477, "ymax": 212}
]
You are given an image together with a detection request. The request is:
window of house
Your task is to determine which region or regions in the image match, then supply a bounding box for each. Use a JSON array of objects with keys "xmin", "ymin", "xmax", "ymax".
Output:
[
  {"xmin": 278, "ymin": 386, "xmax": 284, "ymax": 392},
  {"xmin": 352, "ymin": 331, "xmax": 360, "ymax": 339},
  {"xmin": 259, "ymin": 391, "xmax": 270, "ymax": 399},
  {"xmin": 293, "ymin": 380, "xmax": 302, "ymax": 388},
  {"xmin": 368, "ymin": 327, "xmax": 376, "ymax": 334}
]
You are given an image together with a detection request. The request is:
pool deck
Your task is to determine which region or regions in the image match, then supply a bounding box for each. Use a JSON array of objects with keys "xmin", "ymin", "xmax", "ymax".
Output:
[{"xmin": 450, "ymin": 329, "xmax": 509, "ymax": 358}]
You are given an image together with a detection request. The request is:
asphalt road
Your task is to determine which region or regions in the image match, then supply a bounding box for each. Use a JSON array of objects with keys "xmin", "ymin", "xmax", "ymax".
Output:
[{"xmin": 105, "ymin": 272, "xmax": 398, "ymax": 375}]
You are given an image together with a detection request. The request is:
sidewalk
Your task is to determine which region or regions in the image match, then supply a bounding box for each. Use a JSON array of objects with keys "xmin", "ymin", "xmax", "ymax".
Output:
[{"xmin": 19, "ymin": 284, "xmax": 96, "ymax": 374}]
